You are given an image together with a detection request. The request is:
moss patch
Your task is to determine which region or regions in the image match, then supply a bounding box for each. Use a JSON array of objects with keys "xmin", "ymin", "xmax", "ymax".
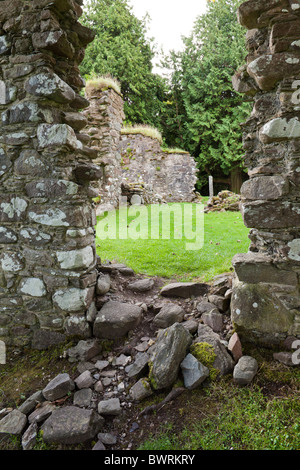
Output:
[{"xmin": 190, "ymin": 342, "xmax": 219, "ymax": 381}]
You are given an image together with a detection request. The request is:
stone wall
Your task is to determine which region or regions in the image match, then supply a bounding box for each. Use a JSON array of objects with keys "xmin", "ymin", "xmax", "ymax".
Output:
[
  {"xmin": 231, "ymin": 0, "xmax": 300, "ymax": 346},
  {"xmin": 0, "ymin": 0, "xmax": 101, "ymax": 349},
  {"xmin": 119, "ymin": 134, "xmax": 198, "ymax": 203},
  {"xmin": 84, "ymin": 85, "xmax": 124, "ymax": 214}
]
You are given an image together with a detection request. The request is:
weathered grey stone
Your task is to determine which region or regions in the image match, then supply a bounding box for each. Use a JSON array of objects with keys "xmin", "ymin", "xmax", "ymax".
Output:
[
  {"xmin": 22, "ymin": 422, "xmax": 38, "ymax": 451},
  {"xmin": 0, "ymin": 35, "xmax": 11, "ymax": 55},
  {"xmin": 73, "ymin": 388, "xmax": 93, "ymax": 407},
  {"xmin": 97, "ymin": 432, "xmax": 117, "ymax": 445},
  {"xmin": 28, "ymin": 402, "xmax": 56, "ymax": 424},
  {"xmin": 196, "ymin": 300, "xmax": 218, "ymax": 314},
  {"xmin": 42, "ymin": 373, "xmax": 75, "ymax": 401},
  {"xmin": 37, "ymin": 123, "xmax": 83, "ymax": 150},
  {"xmin": 93, "ymin": 301, "xmax": 143, "ymax": 339},
  {"xmin": 232, "ymin": 253, "xmax": 298, "ymax": 286},
  {"xmin": 129, "ymin": 378, "xmax": 153, "ymax": 401},
  {"xmin": 153, "ymin": 303, "xmax": 184, "ymax": 328},
  {"xmin": 42, "ymin": 406, "xmax": 104, "ymax": 444},
  {"xmin": 14, "ymin": 149, "xmax": 49, "ymax": 176},
  {"xmin": 0, "ymin": 226, "xmax": 17, "ymax": 244},
  {"xmin": 31, "ymin": 330, "xmax": 66, "ymax": 350},
  {"xmin": 64, "ymin": 315, "xmax": 92, "ymax": 339},
  {"xmin": 0, "ymin": 409, "xmax": 27, "ymax": 436},
  {"xmin": 98, "ymin": 398, "xmax": 121, "ymax": 416},
  {"xmin": 273, "ymin": 351, "xmax": 296, "ymax": 366},
  {"xmin": 0, "ymin": 148, "xmax": 12, "ymax": 177},
  {"xmin": 19, "ymin": 278, "xmax": 47, "ymax": 297},
  {"xmin": 32, "ymin": 30, "xmax": 74, "ymax": 58},
  {"xmin": 207, "ymin": 295, "xmax": 230, "ymax": 313},
  {"xmin": 231, "ymin": 282, "xmax": 295, "ymax": 345},
  {"xmin": 161, "ymin": 282, "xmax": 209, "ymax": 298},
  {"xmin": 241, "ymin": 176, "xmax": 289, "ymax": 200},
  {"xmin": 18, "ymin": 390, "xmax": 44, "ymax": 415},
  {"xmin": 92, "ymin": 439, "xmax": 106, "ymax": 450},
  {"xmin": 96, "ymin": 273, "xmax": 111, "ymax": 295},
  {"xmin": 52, "ymin": 288, "xmax": 90, "ymax": 312},
  {"xmin": 180, "ymin": 353, "xmax": 210, "ymax": 390},
  {"xmin": 67, "ymin": 339, "xmax": 102, "ymax": 362},
  {"xmin": 233, "ymin": 356, "xmax": 258, "ymax": 385},
  {"xmin": 127, "ymin": 278, "xmax": 155, "ymax": 292},
  {"xmin": 181, "ymin": 319, "xmax": 198, "ymax": 334},
  {"xmin": 202, "ymin": 310, "xmax": 224, "ymax": 333},
  {"xmin": 0, "ymin": 196, "xmax": 28, "ymax": 222},
  {"xmin": 126, "ymin": 352, "xmax": 150, "ymax": 379},
  {"xmin": 74, "ymin": 370, "xmax": 94, "ymax": 389},
  {"xmin": 25, "ymin": 72, "xmax": 76, "ymax": 103},
  {"xmin": 63, "ymin": 112, "xmax": 88, "ymax": 131},
  {"xmin": 149, "ymin": 323, "xmax": 192, "ymax": 390},
  {"xmin": 94, "ymin": 360, "xmax": 109, "ymax": 371}
]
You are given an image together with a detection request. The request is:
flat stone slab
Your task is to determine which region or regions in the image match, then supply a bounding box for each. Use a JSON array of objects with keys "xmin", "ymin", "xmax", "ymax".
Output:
[
  {"xmin": 127, "ymin": 278, "xmax": 154, "ymax": 292},
  {"xmin": 42, "ymin": 406, "xmax": 104, "ymax": 445},
  {"xmin": 161, "ymin": 282, "xmax": 209, "ymax": 298}
]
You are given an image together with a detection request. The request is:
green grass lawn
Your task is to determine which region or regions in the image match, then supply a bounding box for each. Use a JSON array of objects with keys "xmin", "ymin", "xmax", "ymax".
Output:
[{"xmin": 95, "ymin": 203, "xmax": 250, "ymax": 281}]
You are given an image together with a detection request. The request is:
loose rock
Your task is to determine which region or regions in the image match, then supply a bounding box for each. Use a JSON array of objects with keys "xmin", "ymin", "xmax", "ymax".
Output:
[
  {"xmin": 42, "ymin": 373, "xmax": 75, "ymax": 401},
  {"xmin": 180, "ymin": 353, "xmax": 210, "ymax": 390},
  {"xmin": 233, "ymin": 356, "xmax": 258, "ymax": 386}
]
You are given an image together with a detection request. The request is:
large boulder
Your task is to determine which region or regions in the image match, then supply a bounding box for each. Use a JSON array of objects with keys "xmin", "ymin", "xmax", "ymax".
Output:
[
  {"xmin": 149, "ymin": 323, "xmax": 192, "ymax": 390},
  {"xmin": 160, "ymin": 282, "xmax": 209, "ymax": 298},
  {"xmin": 93, "ymin": 301, "xmax": 143, "ymax": 339},
  {"xmin": 42, "ymin": 406, "xmax": 103, "ymax": 445}
]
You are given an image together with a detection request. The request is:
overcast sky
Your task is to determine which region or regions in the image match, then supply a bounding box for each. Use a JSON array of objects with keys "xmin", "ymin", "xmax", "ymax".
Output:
[{"xmin": 129, "ymin": 0, "xmax": 208, "ymax": 53}]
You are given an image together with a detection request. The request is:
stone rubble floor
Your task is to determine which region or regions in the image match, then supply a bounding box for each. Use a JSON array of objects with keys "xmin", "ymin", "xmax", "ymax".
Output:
[{"xmin": 0, "ymin": 263, "xmax": 298, "ymax": 450}]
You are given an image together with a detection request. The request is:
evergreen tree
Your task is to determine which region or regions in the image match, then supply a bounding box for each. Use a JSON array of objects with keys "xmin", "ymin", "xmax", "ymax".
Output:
[
  {"xmin": 80, "ymin": 0, "xmax": 165, "ymax": 126},
  {"xmin": 179, "ymin": 0, "xmax": 250, "ymax": 192}
]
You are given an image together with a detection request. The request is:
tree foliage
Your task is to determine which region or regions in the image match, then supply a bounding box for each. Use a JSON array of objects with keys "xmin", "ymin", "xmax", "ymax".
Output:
[
  {"xmin": 80, "ymin": 0, "xmax": 165, "ymax": 125},
  {"xmin": 180, "ymin": 0, "xmax": 251, "ymax": 189},
  {"xmin": 162, "ymin": 0, "xmax": 251, "ymax": 191}
]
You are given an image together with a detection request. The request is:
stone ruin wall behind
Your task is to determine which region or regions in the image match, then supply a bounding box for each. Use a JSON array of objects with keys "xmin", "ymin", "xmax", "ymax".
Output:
[
  {"xmin": 83, "ymin": 86, "xmax": 124, "ymax": 214},
  {"xmin": 118, "ymin": 134, "xmax": 198, "ymax": 204},
  {"xmin": 0, "ymin": 0, "xmax": 101, "ymax": 349},
  {"xmin": 83, "ymin": 86, "xmax": 198, "ymax": 208},
  {"xmin": 231, "ymin": 0, "xmax": 300, "ymax": 346}
]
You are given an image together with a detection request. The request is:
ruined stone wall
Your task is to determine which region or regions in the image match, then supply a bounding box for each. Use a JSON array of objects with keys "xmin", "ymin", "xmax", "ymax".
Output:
[
  {"xmin": 0, "ymin": 0, "xmax": 100, "ymax": 349},
  {"xmin": 119, "ymin": 134, "xmax": 198, "ymax": 203},
  {"xmin": 231, "ymin": 0, "xmax": 300, "ymax": 346},
  {"xmin": 84, "ymin": 86, "xmax": 124, "ymax": 214}
]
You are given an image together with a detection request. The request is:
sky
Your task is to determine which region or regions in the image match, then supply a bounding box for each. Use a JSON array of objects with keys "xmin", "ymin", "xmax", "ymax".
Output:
[{"xmin": 129, "ymin": 0, "xmax": 208, "ymax": 53}]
